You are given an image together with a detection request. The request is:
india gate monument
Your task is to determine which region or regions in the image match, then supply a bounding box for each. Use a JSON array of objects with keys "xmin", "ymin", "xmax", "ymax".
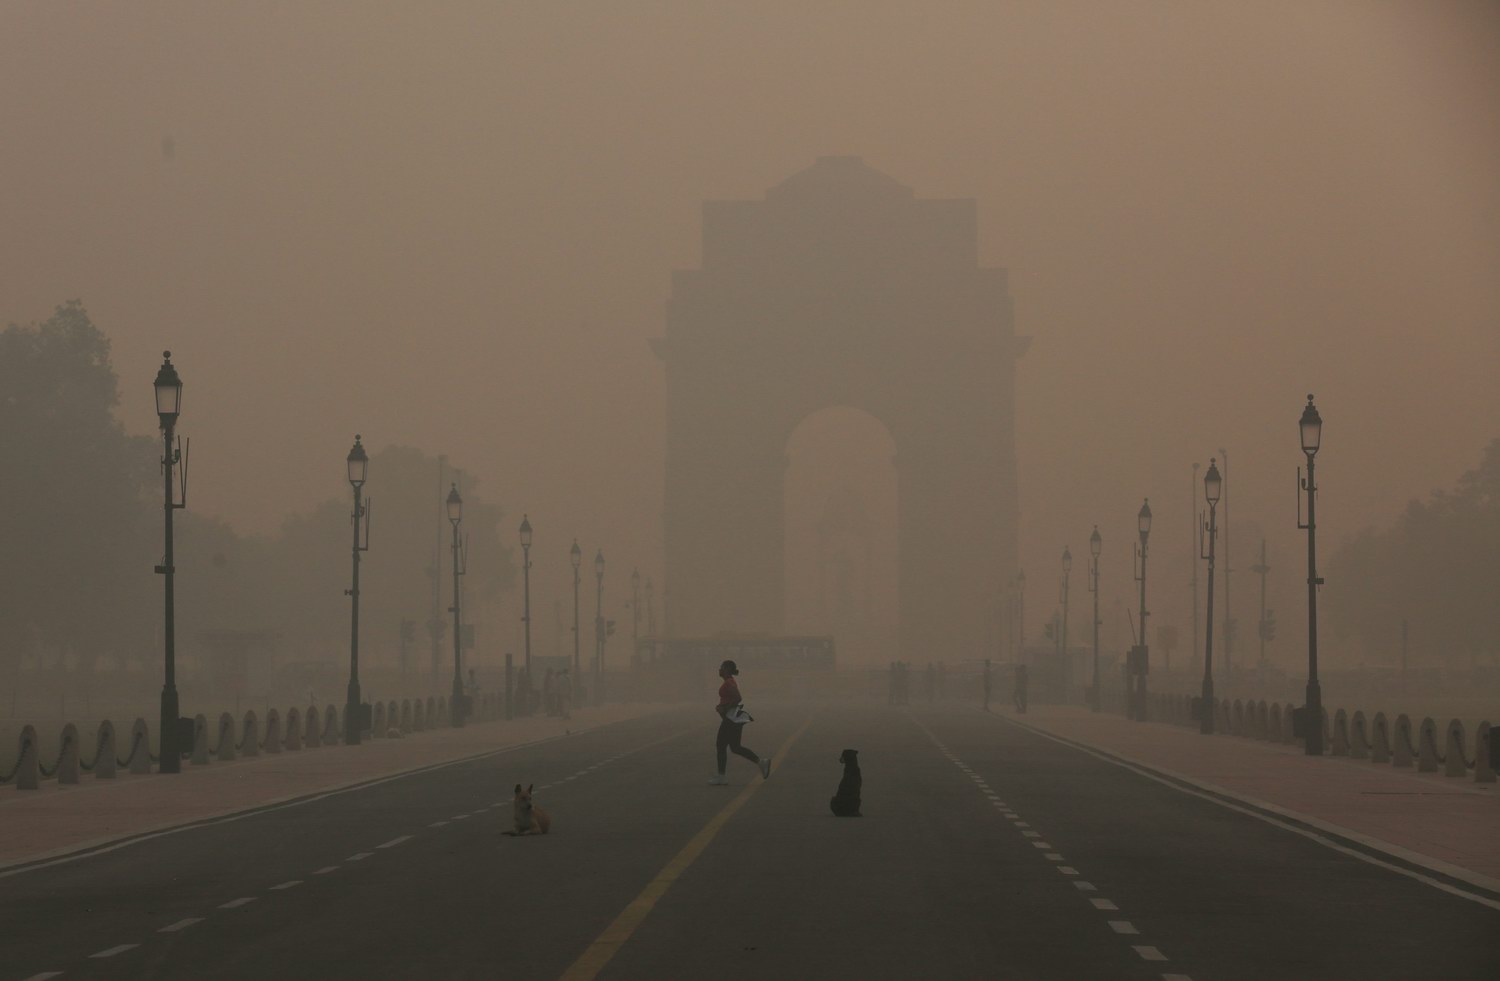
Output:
[{"xmin": 654, "ymin": 156, "xmax": 1027, "ymax": 663}]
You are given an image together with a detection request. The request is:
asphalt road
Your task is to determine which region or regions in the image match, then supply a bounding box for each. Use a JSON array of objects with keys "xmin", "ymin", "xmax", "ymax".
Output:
[{"xmin": 3, "ymin": 704, "xmax": 1497, "ymax": 980}]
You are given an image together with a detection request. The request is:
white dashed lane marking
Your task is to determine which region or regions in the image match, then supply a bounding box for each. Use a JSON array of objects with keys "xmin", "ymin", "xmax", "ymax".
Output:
[
  {"xmin": 1134, "ymin": 946, "xmax": 1167, "ymax": 961},
  {"xmin": 1058, "ymin": 867, "xmax": 1080, "ymax": 876},
  {"xmin": 1091, "ymin": 898, "xmax": 1119, "ymax": 910},
  {"xmin": 89, "ymin": 944, "xmax": 139, "ymax": 958},
  {"xmin": 22, "ymin": 972, "xmax": 64, "ymax": 980},
  {"xmin": 219, "ymin": 897, "xmax": 256, "ymax": 909},
  {"xmin": 1109, "ymin": 921, "xmax": 1139, "ymax": 934},
  {"xmin": 429, "ymin": 821, "xmax": 450, "ymax": 828},
  {"xmin": 376, "ymin": 836, "xmax": 412, "ymax": 849},
  {"xmin": 269, "ymin": 880, "xmax": 302, "ymax": 891},
  {"xmin": 159, "ymin": 917, "xmax": 203, "ymax": 933},
  {"xmin": 1074, "ymin": 881, "xmax": 1097, "ymax": 891},
  {"xmin": 314, "ymin": 866, "xmax": 339, "ymax": 875}
]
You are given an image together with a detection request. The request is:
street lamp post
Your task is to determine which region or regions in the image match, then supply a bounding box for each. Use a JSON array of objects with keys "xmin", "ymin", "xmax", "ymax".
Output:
[
  {"xmin": 153, "ymin": 352, "xmax": 185, "ymax": 773},
  {"xmin": 344, "ymin": 436, "xmax": 370, "ymax": 745},
  {"xmin": 519, "ymin": 515, "xmax": 533, "ymax": 684},
  {"xmin": 1298, "ymin": 394, "xmax": 1325, "ymax": 756},
  {"xmin": 571, "ymin": 540, "xmax": 582, "ymax": 686},
  {"xmin": 1060, "ymin": 547, "xmax": 1072, "ymax": 702},
  {"xmin": 447, "ymin": 484, "xmax": 465, "ymax": 728},
  {"xmin": 1088, "ymin": 527, "xmax": 1101, "ymax": 712},
  {"xmin": 1134, "ymin": 498, "xmax": 1153, "ymax": 722},
  {"xmin": 1016, "ymin": 570, "xmax": 1025, "ymax": 661},
  {"xmin": 1200, "ymin": 460, "xmax": 1222, "ymax": 735},
  {"xmin": 593, "ymin": 549, "xmax": 606, "ymax": 705},
  {"xmin": 1219, "ymin": 448, "xmax": 1232, "ymax": 689},
  {"xmin": 631, "ymin": 568, "xmax": 641, "ymax": 660}
]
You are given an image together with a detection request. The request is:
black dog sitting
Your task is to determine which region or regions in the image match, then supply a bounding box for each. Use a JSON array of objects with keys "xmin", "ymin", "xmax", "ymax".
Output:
[{"xmin": 829, "ymin": 749, "xmax": 862, "ymax": 817}]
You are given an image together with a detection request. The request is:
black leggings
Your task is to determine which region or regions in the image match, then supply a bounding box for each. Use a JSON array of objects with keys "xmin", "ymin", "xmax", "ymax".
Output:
[{"xmin": 716, "ymin": 718, "xmax": 759, "ymax": 773}]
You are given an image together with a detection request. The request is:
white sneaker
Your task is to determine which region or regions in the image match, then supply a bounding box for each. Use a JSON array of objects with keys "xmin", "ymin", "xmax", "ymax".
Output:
[
  {"xmin": 759, "ymin": 755, "xmax": 772, "ymax": 780},
  {"xmin": 708, "ymin": 774, "xmax": 729, "ymax": 786}
]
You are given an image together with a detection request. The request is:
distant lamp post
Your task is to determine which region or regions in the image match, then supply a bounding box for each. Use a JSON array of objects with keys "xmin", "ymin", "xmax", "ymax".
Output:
[
  {"xmin": 344, "ymin": 436, "xmax": 370, "ymax": 745},
  {"xmin": 1062, "ymin": 552, "xmax": 1074, "ymax": 699},
  {"xmin": 1016, "ymin": 569, "xmax": 1026, "ymax": 660},
  {"xmin": 1133, "ymin": 498, "xmax": 1153, "ymax": 721},
  {"xmin": 631, "ymin": 567, "xmax": 642, "ymax": 659},
  {"xmin": 1200, "ymin": 460, "xmax": 1222, "ymax": 734},
  {"xmin": 571, "ymin": 540, "xmax": 583, "ymax": 685},
  {"xmin": 594, "ymin": 548, "xmax": 606, "ymax": 705},
  {"xmin": 1297, "ymin": 394, "xmax": 1325, "ymax": 755},
  {"xmin": 1088, "ymin": 527, "xmax": 1101, "ymax": 712},
  {"xmin": 446, "ymin": 484, "xmax": 466, "ymax": 728},
  {"xmin": 520, "ymin": 515, "xmax": 533, "ymax": 682},
  {"xmin": 153, "ymin": 352, "xmax": 187, "ymax": 773}
]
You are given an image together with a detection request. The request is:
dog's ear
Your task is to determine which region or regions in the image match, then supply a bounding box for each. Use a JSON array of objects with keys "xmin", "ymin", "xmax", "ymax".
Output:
[{"xmin": 514, "ymin": 783, "xmax": 522, "ymax": 795}]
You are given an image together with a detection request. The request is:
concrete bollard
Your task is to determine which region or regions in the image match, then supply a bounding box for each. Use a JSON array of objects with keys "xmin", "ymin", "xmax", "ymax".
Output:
[
  {"xmin": 372, "ymin": 702, "xmax": 386, "ymax": 737},
  {"xmin": 1475, "ymin": 722, "xmax": 1495, "ymax": 784},
  {"xmin": 401, "ymin": 699, "xmax": 412, "ymax": 733},
  {"xmin": 57, "ymin": 723, "xmax": 80, "ymax": 784},
  {"xmin": 1217, "ymin": 699, "xmax": 1230, "ymax": 735},
  {"xmin": 1350, "ymin": 711, "xmax": 1369, "ymax": 760},
  {"xmin": 241, "ymin": 711, "xmax": 260, "ymax": 757},
  {"xmin": 264, "ymin": 710, "xmax": 282, "ymax": 754},
  {"xmin": 413, "ymin": 700, "xmax": 425, "ymax": 732},
  {"xmin": 217, "ymin": 713, "xmax": 236, "ymax": 761},
  {"xmin": 1444, "ymin": 719, "xmax": 1467, "ymax": 778},
  {"xmin": 426, "ymin": 697, "xmax": 436, "ymax": 726},
  {"xmin": 1331, "ymin": 710, "xmax": 1349, "ymax": 756},
  {"xmin": 191, "ymin": 714, "xmax": 211, "ymax": 765},
  {"xmin": 438, "ymin": 696, "xmax": 448, "ymax": 726},
  {"xmin": 1254, "ymin": 701, "xmax": 1267, "ymax": 739},
  {"xmin": 1393, "ymin": 714, "xmax": 1415, "ymax": 768},
  {"xmin": 15, "ymin": 725, "xmax": 40, "ymax": 790},
  {"xmin": 304, "ymin": 705, "xmax": 321, "ymax": 748},
  {"xmin": 1269, "ymin": 704, "xmax": 1282, "ymax": 740},
  {"xmin": 324, "ymin": 706, "xmax": 339, "ymax": 745},
  {"xmin": 1417, "ymin": 717, "xmax": 1441, "ymax": 773},
  {"xmin": 1370, "ymin": 713, "xmax": 1391, "ymax": 764},
  {"xmin": 388, "ymin": 701, "xmax": 399, "ymax": 733},
  {"xmin": 1231, "ymin": 700, "xmax": 1244, "ymax": 736},
  {"xmin": 284, "ymin": 708, "xmax": 302, "ymax": 750},
  {"xmin": 129, "ymin": 719, "xmax": 152, "ymax": 774},
  {"xmin": 94, "ymin": 721, "xmax": 116, "ymax": 779}
]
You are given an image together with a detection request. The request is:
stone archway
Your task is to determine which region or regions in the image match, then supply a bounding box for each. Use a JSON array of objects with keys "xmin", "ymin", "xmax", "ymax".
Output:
[{"xmin": 653, "ymin": 156, "xmax": 1027, "ymax": 661}]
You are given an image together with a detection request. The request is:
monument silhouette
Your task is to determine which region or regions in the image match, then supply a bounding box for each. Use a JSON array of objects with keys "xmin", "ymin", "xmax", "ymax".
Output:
[{"xmin": 653, "ymin": 156, "xmax": 1027, "ymax": 662}]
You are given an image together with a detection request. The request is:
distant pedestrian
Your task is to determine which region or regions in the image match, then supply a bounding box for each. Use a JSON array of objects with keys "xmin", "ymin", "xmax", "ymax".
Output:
[
  {"xmin": 1013, "ymin": 664, "xmax": 1029, "ymax": 714},
  {"xmin": 709, "ymin": 659, "xmax": 770, "ymax": 785}
]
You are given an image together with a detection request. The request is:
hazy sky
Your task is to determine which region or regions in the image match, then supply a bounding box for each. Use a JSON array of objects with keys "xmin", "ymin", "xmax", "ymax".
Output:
[{"xmin": 5, "ymin": 2, "xmax": 1497, "ymax": 664}]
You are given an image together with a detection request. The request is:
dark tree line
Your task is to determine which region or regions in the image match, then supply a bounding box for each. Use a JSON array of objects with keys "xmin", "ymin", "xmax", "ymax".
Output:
[
  {"xmin": 1, "ymin": 302, "xmax": 515, "ymax": 683},
  {"xmin": 1326, "ymin": 438, "xmax": 1500, "ymax": 667}
]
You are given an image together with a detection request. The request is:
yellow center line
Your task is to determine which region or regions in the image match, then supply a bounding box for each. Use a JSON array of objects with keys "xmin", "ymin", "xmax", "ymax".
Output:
[{"xmin": 559, "ymin": 718, "xmax": 812, "ymax": 981}]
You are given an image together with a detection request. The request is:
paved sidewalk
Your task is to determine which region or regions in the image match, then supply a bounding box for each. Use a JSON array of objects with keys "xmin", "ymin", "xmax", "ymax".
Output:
[
  {"xmin": 1006, "ymin": 706, "xmax": 1500, "ymax": 887},
  {"xmin": 0, "ymin": 703, "xmax": 672, "ymax": 872}
]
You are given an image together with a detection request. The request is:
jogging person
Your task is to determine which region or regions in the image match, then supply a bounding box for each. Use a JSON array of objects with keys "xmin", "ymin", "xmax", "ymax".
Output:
[{"xmin": 709, "ymin": 659, "xmax": 770, "ymax": 785}]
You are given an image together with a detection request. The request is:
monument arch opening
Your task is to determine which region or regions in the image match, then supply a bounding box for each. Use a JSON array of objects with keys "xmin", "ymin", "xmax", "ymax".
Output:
[
  {"xmin": 654, "ymin": 156, "xmax": 1026, "ymax": 661},
  {"xmin": 783, "ymin": 406, "xmax": 898, "ymax": 668}
]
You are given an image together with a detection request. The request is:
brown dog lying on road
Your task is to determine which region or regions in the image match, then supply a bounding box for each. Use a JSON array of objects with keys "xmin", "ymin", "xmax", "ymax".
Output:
[{"xmin": 505, "ymin": 783, "xmax": 551, "ymax": 836}]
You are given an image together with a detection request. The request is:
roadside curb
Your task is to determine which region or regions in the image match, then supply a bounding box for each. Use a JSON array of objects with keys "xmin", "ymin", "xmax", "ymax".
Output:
[
  {"xmin": 0, "ymin": 710, "xmax": 665, "ymax": 880},
  {"xmin": 999, "ymin": 713, "xmax": 1500, "ymax": 911}
]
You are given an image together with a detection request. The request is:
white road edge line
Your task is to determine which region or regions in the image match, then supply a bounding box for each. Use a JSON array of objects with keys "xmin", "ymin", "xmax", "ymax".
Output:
[
  {"xmin": 347, "ymin": 852, "xmax": 373, "ymax": 862},
  {"xmin": 377, "ymin": 835, "xmax": 412, "ymax": 849},
  {"xmin": 22, "ymin": 972, "xmax": 65, "ymax": 980},
  {"xmin": 89, "ymin": 944, "xmax": 139, "ymax": 958},
  {"xmin": 1001, "ymin": 716, "xmax": 1500, "ymax": 913},
  {"xmin": 159, "ymin": 917, "xmax": 203, "ymax": 933}
]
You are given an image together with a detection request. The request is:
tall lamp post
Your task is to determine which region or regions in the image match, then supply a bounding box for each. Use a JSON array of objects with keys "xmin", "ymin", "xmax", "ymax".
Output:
[
  {"xmin": 153, "ymin": 352, "xmax": 185, "ymax": 773},
  {"xmin": 1060, "ymin": 547, "xmax": 1072, "ymax": 702},
  {"xmin": 1133, "ymin": 498, "xmax": 1153, "ymax": 721},
  {"xmin": 1088, "ymin": 527, "xmax": 1101, "ymax": 712},
  {"xmin": 571, "ymin": 540, "xmax": 582, "ymax": 684},
  {"xmin": 631, "ymin": 568, "xmax": 641, "ymax": 659},
  {"xmin": 1200, "ymin": 460, "xmax": 1222, "ymax": 734},
  {"xmin": 1016, "ymin": 570, "xmax": 1025, "ymax": 660},
  {"xmin": 519, "ymin": 515, "xmax": 533, "ymax": 682},
  {"xmin": 446, "ymin": 484, "xmax": 465, "ymax": 728},
  {"xmin": 1219, "ymin": 447, "xmax": 1232, "ymax": 688},
  {"xmin": 593, "ymin": 549, "xmax": 606, "ymax": 705},
  {"xmin": 1297, "ymin": 394, "xmax": 1324, "ymax": 756},
  {"xmin": 344, "ymin": 436, "xmax": 370, "ymax": 745}
]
